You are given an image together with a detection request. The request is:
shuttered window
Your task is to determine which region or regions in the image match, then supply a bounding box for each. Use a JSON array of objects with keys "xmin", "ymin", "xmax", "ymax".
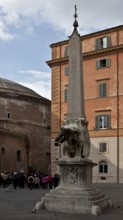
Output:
[
  {"xmin": 95, "ymin": 115, "xmax": 111, "ymax": 129},
  {"xmin": 99, "ymin": 83, "xmax": 107, "ymax": 98},
  {"xmin": 96, "ymin": 58, "xmax": 111, "ymax": 69},
  {"xmin": 96, "ymin": 36, "xmax": 111, "ymax": 50}
]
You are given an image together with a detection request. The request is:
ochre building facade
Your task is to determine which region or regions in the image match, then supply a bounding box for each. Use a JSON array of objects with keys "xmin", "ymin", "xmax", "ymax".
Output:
[
  {"xmin": 0, "ymin": 78, "xmax": 51, "ymax": 174},
  {"xmin": 47, "ymin": 25, "xmax": 123, "ymax": 183}
]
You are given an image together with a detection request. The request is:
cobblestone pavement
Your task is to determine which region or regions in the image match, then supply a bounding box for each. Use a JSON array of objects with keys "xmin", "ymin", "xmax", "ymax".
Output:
[{"xmin": 0, "ymin": 184, "xmax": 123, "ymax": 220}]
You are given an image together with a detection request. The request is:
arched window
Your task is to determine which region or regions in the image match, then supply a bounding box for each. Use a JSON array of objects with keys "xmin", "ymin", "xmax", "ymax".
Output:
[{"xmin": 99, "ymin": 161, "xmax": 108, "ymax": 173}]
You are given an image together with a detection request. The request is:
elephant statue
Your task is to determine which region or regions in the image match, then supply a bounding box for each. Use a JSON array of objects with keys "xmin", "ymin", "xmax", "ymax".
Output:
[{"xmin": 54, "ymin": 118, "xmax": 90, "ymax": 159}]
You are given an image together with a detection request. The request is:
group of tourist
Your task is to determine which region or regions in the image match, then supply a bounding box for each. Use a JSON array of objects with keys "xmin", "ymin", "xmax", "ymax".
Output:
[{"xmin": 0, "ymin": 171, "xmax": 60, "ymax": 191}]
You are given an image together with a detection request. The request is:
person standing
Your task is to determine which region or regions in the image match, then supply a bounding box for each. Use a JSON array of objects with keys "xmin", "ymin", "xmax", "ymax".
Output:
[
  {"xmin": 34, "ymin": 175, "xmax": 40, "ymax": 189},
  {"xmin": 28, "ymin": 174, "xmax": 34, "ymax": 189}
]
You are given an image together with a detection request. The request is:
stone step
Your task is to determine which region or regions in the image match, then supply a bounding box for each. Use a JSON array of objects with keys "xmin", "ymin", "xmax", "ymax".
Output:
[
  {"xmin": 44, "ymin": 195, "xmax": 109, "ymax": 214},
  {"xmin": 45, "ymin": 191, "xmax": 105, "ymax": 201}
]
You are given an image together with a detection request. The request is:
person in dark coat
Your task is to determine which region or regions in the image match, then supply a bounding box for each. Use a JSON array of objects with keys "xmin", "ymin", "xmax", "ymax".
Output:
[{"xmin": 13, "ymin": 172, "xmax": 18, "ymax": 189}]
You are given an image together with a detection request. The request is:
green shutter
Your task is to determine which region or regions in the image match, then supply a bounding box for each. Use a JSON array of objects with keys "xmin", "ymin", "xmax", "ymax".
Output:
[
  {"xmin": 64, "ymin": 66, "xmax": 69, "ymax": 75},
  {"xmin": 64, "ymin": 46, "xmax": 69, "ymax": 57},
  {"xmin": 96, "ymin": 38, "xmax": 101, "ymax": 50},
  {"xmin": 103, "ymin": 83, "xmax": 107, "ymax": 97},
  {"xmin": 95, "ymin": 115, "xmax": 99, "ymax": 129},
  {"xmin": 99, "ymin": 84, "xmax": 102, "ymax": 97},
  {"xmin": 106, "ymin": 58, "xmax": 111, "ymax": 67},
  {"xmin": 107, "ymin": 36, "xmax": 111, "ymax": 48},
  {"xmin": 99, "ymin": 83, "xmax": 107, "ymax": 98},
  {"xmin": 96, "ymin": 60, "xmax": 100, "ymax": 69},
  {"xmin": 64, "ymin": 89, "xmax": 68, "ymax": 102},
  {"xmin": 64, "ymin": 47, "xmax": 67, "ymax": 57},
  {"xmin": 106, "ymin": 115, "xmax": 111, "ymax": 128}
]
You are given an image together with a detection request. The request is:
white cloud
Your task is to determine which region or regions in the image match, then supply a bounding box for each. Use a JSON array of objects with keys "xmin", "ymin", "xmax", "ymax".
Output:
[
  {"xmin": 18, "ymin": 69, "xmax": 50, "ymax": 80},
  {"xmin": 17, "ymin": 69, "xmax": 51, "ymax": 100},
  {"xmin": 19, "ymin": 81, "xmax": 51, "ymax": 100},
  {"xmin": 1, "ymin": 0, "xmax": 123, "ymax": 95},
  {"xmin": 0, "ymin": 21, "xmax": 14, "ymax": 41},
  {"xmin": 0, "ymin": 0, "xmax": 123, "ymax": 41},
  {"xmin": 1, "ymin": 0, "xmax": 123, "ymax": 98}
]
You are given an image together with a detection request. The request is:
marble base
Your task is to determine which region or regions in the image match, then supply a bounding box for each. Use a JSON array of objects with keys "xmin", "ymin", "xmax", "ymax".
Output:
[
  {"xmin": 44, "ymin": 186, "xmax": 109, "ymax": 214},
  {"xmin": 42, "ymin": 159, "xmax": 110, "ymax": 214}
]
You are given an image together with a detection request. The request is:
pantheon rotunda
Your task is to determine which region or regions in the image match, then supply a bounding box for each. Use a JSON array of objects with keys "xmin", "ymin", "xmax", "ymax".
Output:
[{"xmin": 0, "ymin": 78, "xmax": 51, "ymax": 174}]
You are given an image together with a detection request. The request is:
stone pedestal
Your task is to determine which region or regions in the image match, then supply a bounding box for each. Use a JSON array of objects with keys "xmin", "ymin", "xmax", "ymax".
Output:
[
  {"xmin": 43, "ymin": 158, "xmax": 110, "ymax": 214},
  {"xmin": 59, "ymin": 158, "xmax": 95, "ymax": 186}
]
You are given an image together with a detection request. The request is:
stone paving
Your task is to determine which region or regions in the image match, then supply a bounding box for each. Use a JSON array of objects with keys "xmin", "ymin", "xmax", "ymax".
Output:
[{"xmin": 0, "ymin": 184, "xmax": 123, "ymax": 220}]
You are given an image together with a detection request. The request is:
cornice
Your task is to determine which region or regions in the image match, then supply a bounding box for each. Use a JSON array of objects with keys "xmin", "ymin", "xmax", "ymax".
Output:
[
  {"xmin": 0, "ymin": 92, "xmax": 51, "ymax": 105},
  {"xmin": 83, "ymin": 44, "xmax": 123, "ymax": 59},
  {"xmin": 47, "ymin": 44, "xmax": 123, "ymax": 67},
  {"xmin": 0, "ymin": 127, "xmax": 28, "ymax": 139},
  {"xmin": 50, "ymin": 24, "xmax": 123, "ymax": 47},
  {"xmin": 46, "ymin": 57, "xmax": 68, "ymax": 67},
  {"xmin": 0, "ymin": 119, "xmax": 50, "ymax": 129}
]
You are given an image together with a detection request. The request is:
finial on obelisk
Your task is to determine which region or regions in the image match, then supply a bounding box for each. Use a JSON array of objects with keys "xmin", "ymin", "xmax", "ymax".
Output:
[{"xmin": 73, "ymin": 5, "xmax": 78, "ymax": 29}]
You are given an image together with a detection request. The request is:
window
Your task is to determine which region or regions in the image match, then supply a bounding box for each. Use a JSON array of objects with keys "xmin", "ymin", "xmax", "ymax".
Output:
[
  {"xmin": 96, "ymin": 115, "xmax": 111, "ymax": 129},
  {"xmin": 46, "ymin": 152, "xmax": 50, "ymax": 156},
  {"xmin": 98, "ymin": 83, "xmax": 107, "ymax": 98},
  {"xmin": 64, "ymin": 46, "xmax": 69, "ymax": 57},
  {"xmin": 44, "ymin": 118, "xmax": 47, "ymax": 124},
  {"xmin": 64, "ymin": 66, "xmax": 69, "ymax": 76},
  {"xmin": 99, "ymin": 161, "xmax": 108, "ymax": 173},
  {"xmin": 100, "ymin": 177, "xmax": 106, "ymax": 180},
  {"xmin": 2, "ymin": 147, "xmax": 5, "ymax": 154},
  {"xmin": 99, "ymin": 142, "xmax": 107, "ymax": 153},
  {"xmin": 17, "ymin": 150, "xmax": 21, "ymax": 161},
  {"xmin": 96, "ymin": 36, "xmax": 111, "ymax": 50},
  {"xmin": 7, "ymin": 112, "xmax": 11, "ymax": 119},
  {"xmin": 64, "ymin": 85, "xmax": 68, "ymax": 102},
  {"xmin": 96, "ymin": 58, "xmax": 111, "ymax": 69}
]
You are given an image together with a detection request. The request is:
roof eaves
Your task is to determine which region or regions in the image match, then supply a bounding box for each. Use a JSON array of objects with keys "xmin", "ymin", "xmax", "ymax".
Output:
[{"xmin": 50, "ymin": 24, "xmax": 123, "ymax": 47}]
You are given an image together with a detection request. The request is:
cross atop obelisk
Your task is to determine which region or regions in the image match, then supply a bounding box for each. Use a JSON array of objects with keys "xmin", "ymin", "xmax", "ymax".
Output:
[
  {"xmin": 67, "ymin": 5, "xmax": 85, "ymax": 120},
  {"xmin": 73, "ymin": 5, "xmax": 78, "ymax": 29}
]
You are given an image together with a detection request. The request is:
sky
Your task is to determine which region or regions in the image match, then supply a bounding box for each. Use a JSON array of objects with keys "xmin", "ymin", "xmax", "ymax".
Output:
[{"xmin": 0, "ymin": 0, "xmax": 123, "ymax": 100}]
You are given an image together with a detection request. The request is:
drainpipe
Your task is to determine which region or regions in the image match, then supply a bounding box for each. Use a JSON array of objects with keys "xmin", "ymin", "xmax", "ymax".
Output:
[
  {"xmin": 59, "ymin": 45, "xmax": 62, "ymax": 158},
  {"xmin": 116, "ymin": 30, "xmax": 119, "ymax": 184}
]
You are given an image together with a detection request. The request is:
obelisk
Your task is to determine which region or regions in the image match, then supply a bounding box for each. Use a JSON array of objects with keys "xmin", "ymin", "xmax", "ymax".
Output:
[
  {"xmin": 67, "ymin": 5, "xmax": 85, "ymax": 120},
  {"xmin": 33, "ymin": 6, "xmax": 111, "ymax": 215}
]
